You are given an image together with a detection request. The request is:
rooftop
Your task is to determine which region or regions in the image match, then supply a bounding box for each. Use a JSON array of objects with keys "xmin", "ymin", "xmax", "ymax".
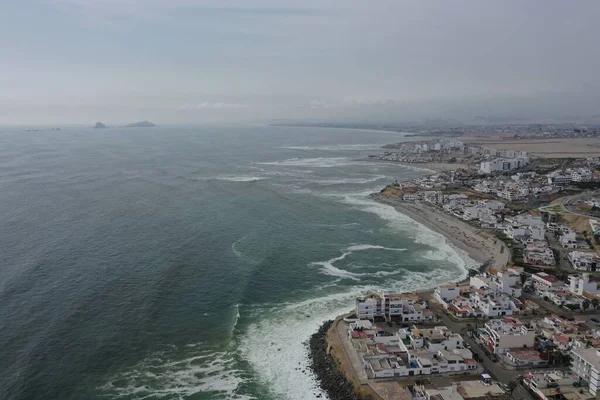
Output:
[
  {"xmin": 458, "ymin": 380, "xmax": 504, "ymax": 398},
  {"xmin": 572, "ymin": 348, "xmax": 600, "ymax": 370},
  {"xmin": 507, "ymin": 348, "xmax": 545, "ymax": 362},
  {"xmin": 533, "ymin": 272, "xmax": 558, "ymax": 283}
]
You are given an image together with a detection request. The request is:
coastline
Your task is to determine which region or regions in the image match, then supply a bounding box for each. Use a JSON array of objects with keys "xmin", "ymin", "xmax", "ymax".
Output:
[{"xmin": 371, "ymin": 192, "xmax": 510, "ymax": 271}]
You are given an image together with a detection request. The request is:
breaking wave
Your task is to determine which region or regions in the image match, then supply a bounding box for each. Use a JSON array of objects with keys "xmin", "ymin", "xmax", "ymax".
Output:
[
  {"xmin": 257, "ymin": 157, "xmax": 358, "ymax": 168},
  {"xmin": 310, "ymin": 244, "xmax": 406, "ymax": 280}
]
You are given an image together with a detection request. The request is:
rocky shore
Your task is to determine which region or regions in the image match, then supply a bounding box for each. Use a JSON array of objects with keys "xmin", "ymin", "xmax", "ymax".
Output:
[{"xmin": 308, "ymin": 320, "xmax": 361, "ymax": 400}]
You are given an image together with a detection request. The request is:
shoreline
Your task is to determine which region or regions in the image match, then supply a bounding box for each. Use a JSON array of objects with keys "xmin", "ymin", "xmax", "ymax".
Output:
[{"xmin": 371, "ymin": 192, "xmax": 510, "ymax": 271}]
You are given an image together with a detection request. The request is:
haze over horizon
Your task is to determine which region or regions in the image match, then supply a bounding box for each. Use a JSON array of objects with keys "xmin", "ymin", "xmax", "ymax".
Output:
[{"xmin": 3, "ymin": 0, "xmax": 600, "ymax": 125}]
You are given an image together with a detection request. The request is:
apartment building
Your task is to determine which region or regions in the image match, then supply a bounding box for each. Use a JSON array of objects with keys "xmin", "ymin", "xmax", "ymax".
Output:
[
  {"xmin": 571, "ymin": 348, "xmax": 600, "ymax": 397},
  {"xmin": 482, "ymin": 317, "xmax": 535, "ymax": 355}
]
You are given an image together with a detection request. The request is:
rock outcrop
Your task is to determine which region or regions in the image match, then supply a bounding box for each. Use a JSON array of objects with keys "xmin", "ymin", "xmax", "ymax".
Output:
[{"xmin": 308, "ymin": 320, "xmax": 359, "ymax": 400}]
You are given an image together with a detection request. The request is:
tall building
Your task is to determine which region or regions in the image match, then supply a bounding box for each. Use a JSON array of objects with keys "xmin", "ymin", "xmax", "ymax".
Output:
[{"xmin": 571, "ymin": 348, "xmax": 600, "ymax": 396}]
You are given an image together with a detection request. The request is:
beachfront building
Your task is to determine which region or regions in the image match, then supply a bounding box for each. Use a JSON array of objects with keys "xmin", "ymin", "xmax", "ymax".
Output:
[
  {"xmin": 434, "ymin": 284, "xmax": 461, "ymax": 303},
  {"xmin": 469, "ymin": 269, "xmax": 522, "ymax": 297},
  {"xmin": 479, "ymin": 157, "xmax": 530, "ymax": 175},
  {"xmin": 480, "ymin": 317, "xmax": 535, "ymax": 355},
  {"xmin": 356, "ymin": 325, "xmax": 478, "ymax": 379},
  {"xmin": 355, "ymin": 292, "xmax": 425, "ymax": 322},
  {"xmin": 571, "ymin": 348, "xmax": 600, "ymax": 397}
]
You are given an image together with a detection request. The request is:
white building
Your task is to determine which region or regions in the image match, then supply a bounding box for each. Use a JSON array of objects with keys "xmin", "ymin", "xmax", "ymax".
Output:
[
  {"xmin": 479, "ymin": 157, "xmax": 530, "ymax": 174},
  {"xmin": 524, "ymin": 242, "xmax": 556, "ymax": 266},
  {"xmin": 569, "ymin": 251, "xmax": 600, "ymax": 271},
  {"xmin": 482, "ymin": 317, "xmax": 536, "ymax": 355},
  {"xmin": 469, "ymin": 270, "xmax": 522, "ymax": 297},
  {"xmin": 531, "ymin": 272, "xmax": 561, "ymax": 292},
  {"xmin": 547, "ymin": 171, "xmax": 572, "ymax": 186},
  {"xmin": 434, "ymin": 285, "xmax": 461, "ymax": 303},
  {"xmin": 470, "ymin": 290, "xmax": 518, "ymax": 317},
  {"xmin": 355, "ymin": 292, "xmax": 423, "ymax": 321},
  {"xmin": 571, "ymin": 348, "xmax": 600, "ymax": 397},
  {"xmin": 559, "ymin": 230, "xmax": 578, "ymax": 248},
  {"xmin": 568, "ymin": 274, "xmax": 598, "ymax": 295}
]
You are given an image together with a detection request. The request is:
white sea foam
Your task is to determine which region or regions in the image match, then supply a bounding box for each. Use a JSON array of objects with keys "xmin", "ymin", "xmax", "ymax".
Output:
[
  {"xmin": 239, "ymin": 261, "xmax": 466, "ymax": 400},
  {"xmin": 308, "ymin": 175, "xmax": 387, "ymax": 185},
  {"xmin": 336, "ymin": 193, "xmax": 472, "ymax": 280},
  {"xmin": 214, "ymin": 175, "xmax": 268, "ymax": 182},
  {"xmin": 257, "ymin": 157, "xmax": 358, "ymax": 168},
  {"xmin": 310, "ymin": 244, "xmax": 406, "ymax": 280},
  {"xmin": 346, "ymin": 244, "xmax": 406, "ymax": 252},
  {"xmin": 270, "ymin": 183, "xmax": 313, "ymax": 194},
  {"xmin": 239, "ymin": 287, "xmax": 374, "ymax": 400},
  {"xmin": 100, "ymin": 347, "xmax": 253, "ymax": 400},
  {"xmin": 280, "ymin": 144, "xmax": 382, "ymax": 151}
]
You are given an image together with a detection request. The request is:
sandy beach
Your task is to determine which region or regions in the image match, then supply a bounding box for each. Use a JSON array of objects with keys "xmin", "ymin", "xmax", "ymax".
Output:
[{"xmin": 372, "ymin": 193, "xmax": 510, "ymax": 270}]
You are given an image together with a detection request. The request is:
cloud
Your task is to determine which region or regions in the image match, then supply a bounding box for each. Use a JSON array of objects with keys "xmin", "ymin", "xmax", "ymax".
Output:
[
  {"xmin": 49, "ymin": 0, "xmax": 323, "ymax": 20},
  {"xmin": 309, "ymin": 98, "xmax": 397, "ymax": 109},
  {"xmin": 180, "ymin": 102, "xmax": 248, "ymax": 110}
]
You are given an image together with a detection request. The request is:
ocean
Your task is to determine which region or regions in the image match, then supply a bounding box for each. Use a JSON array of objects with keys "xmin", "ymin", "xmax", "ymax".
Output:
[{"xmin": 0, "ymin": 124, "xmax": 475, "ymax": 399}]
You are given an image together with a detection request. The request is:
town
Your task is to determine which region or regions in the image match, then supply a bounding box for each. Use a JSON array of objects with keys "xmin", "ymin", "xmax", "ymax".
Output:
[
  {"xmin": 317, "ymin": 139, "xmax": 600, "ymax": 400},
  {"xmin": 331, "ymin": 265, "xmax": 600, "ymax": 400}
]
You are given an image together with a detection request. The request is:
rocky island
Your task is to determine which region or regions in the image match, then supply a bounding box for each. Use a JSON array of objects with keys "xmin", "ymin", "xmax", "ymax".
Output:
[{"xmin": 94, "ymin": 122, "xmax": 108, "ymax": 129}]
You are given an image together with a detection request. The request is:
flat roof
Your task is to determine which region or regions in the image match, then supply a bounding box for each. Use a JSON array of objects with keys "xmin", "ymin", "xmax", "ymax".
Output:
[
  {"xmin": 507, "ymin": 348, "xmax": 545, "ymax": 362},
  {"xmin": 572, "ymin": 348, "xmax": 600, "ymax": 371},
  {"xmin": 459, "ymin": 381, "xmax": 504, "ymax": 398}
]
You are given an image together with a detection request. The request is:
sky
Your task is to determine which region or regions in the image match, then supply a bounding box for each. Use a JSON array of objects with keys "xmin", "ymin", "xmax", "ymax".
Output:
[{"xmin": 2, "ymin": 0, "xmax": 600, "ymax": 125}]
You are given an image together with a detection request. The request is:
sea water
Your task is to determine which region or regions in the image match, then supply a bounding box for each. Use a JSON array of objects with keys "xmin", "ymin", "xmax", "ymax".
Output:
[{"xmin": 0, "ymin": 124, "xmax": 476, "ymax": 399}]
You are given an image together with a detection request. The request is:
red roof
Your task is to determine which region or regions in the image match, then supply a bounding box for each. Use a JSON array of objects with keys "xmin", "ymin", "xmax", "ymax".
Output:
[{"xmin": 534, "ymin": 273, "xmax": 557, "ymax": 283}]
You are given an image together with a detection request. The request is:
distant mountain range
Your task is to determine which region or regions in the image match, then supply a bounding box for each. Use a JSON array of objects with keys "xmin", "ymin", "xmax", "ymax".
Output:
[
  {"xmin": 123, "ymin": 121, "xmax": 156, "ymax": 128},
  {"xmin": 92, "ymin": 121, "xmax": 156, "ymax": 129}
]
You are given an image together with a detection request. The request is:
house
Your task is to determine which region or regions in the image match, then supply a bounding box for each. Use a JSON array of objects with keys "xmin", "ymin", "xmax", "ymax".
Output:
[
  {"xmin": 470, "ymin": 290, "xmax": 518, "ymax": 317},
  {"xmin": 506, "ymin": 348, "xmax": 548, "ymax": 367},
  {"xmin": 469, "ymin": 270, "xmax": 522, "ymax": 297},
  {"xmin": 481, "ymin": 317, "xmax": 535, "ymax": 355},
  {"xmin": 356, "ymin": 292, "xmax": 423, "ymax": 322},
  {"xmin": 434, "ymin": 284, "xmax": 461, "ymax": 303},
  {"xmin": 532, "ymin": 272, "xmax": 561, "ymax": 292},
  {"xmin": 569, "ymin": 251, "xmax": 600, "ymax": 271},
  {"xmin": 524, "ymin": 242, "xmax": 556, "ymax": 266},
  {"xmin": 559, "ymin": 230, "xmax": 578, "ymax": 248}
]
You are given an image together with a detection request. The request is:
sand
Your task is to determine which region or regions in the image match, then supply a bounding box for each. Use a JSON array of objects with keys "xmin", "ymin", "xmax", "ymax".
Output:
[
  {"xmin": 373, "ymin": 194, "xmax": 510, "ymax": 270},
  {"xmin": 463, "ymin": 137, "xmax": 600, "ymax": 158}
]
